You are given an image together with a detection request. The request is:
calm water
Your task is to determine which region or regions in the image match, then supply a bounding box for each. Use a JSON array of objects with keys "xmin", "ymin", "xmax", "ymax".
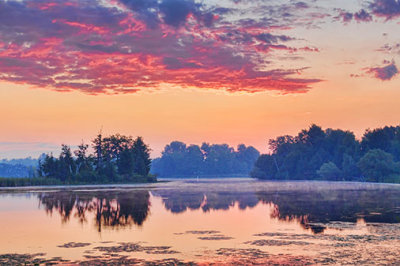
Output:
[{"xmin": 1, "ymin": 179, "xmax": 400, "ymax": 265}]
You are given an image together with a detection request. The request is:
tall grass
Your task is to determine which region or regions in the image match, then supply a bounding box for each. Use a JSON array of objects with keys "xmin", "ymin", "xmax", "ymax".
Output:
[{"xmin": 0, "ymin": 177, "xmax": 63, "ymax": 187}]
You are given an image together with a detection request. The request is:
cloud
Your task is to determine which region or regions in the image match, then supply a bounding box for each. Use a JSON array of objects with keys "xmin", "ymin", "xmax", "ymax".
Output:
[
  {"xmin": 159, "ymin": 0, "xmax": 196, "ymax": 27},
  {"xmin": 336, "ymin": 11, "xmax": 353, "ymax": 23},
  {"xmin": 378, "ymin": 43, "xmax": 400, "ymax": 54},
  {"xmin": 336, "ymin": 1, "xmax": 400, "ymax": 23},
  {"xmin": 354, "ymin": 9, "xmax": 373, "ymax": 22},
  {"xmin": 119, "ymin": 0, "xmax": 218, "ymax": 28},
  {"xmin": 366, "ymin": 62, "xmax": 399, "ymax": 80},
  {"xmin": 0, "ymin": 0, "xmax": 325, "ymax": 95},
  {"xmin": 369, "ymin": 0, "xmax": 400, "ymax": 20},
  {"xmin": 335, "ymin": 9, "xmax": 372, "ymax": 23}
]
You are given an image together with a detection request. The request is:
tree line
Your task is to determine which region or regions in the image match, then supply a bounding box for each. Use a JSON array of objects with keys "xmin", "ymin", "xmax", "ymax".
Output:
[
  {"xmin": 251, "ymin": 124, "xmax": 400, "ymax": 183},
  {"xmin": 151, "ymin": 141, "xmax": 260, "ymax": 177},
  {"xmin": 38, "ymin": 133, "xmax": 155, "ymax": 184},
  {"xmin": 0, "ymin": 157, "xmax": 38, "ymax": 178}
]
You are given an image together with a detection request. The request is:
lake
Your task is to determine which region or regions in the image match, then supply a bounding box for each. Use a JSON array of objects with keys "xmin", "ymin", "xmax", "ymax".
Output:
[{"xmin": 1, "ymin": 178, "xmax": 400, "ymax": 265}]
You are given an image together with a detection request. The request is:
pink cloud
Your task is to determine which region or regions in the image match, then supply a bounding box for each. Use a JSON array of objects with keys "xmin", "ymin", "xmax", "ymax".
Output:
[
  {"xmin": 0, "ymin": 0, "xmax": 323, "ymax": 94},
  {"xmin": 366, "ymin": 62, "xmax": 398, "ymax": 81}
]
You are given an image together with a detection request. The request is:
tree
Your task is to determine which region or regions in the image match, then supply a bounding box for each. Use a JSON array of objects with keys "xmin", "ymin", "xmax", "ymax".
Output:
[
  {"xmin": 251, "ymin": 125, "xmax": 361, "ymax": 181},
  {"xmin": 152, "ymin": 141, "xmax": 260, "ymax": 177},
  {"xmin": 132, "ymin": 137, "xmax": 151, "ymax": 176},
  {"xmin": 39, "ymin": 133, "xmax": 154, "ymax": 183},
  {"xmin": 341, "ymin": 154, "xmax": 360, "ymax": 180},
  {"xmin": 317, "ymin": 162, "xmax": 342, "ymax": 181},
  {"xmin": 357, "ymin": 149, "xmax": 399, "ymax": 183},
  {"xmin": 58, "ymin": 144, "xmax": 75, "ymax": 182},
  {"xmin": 118, "ymin": 148, "xmax": 134, "ymax": 175},
  {"xmin": 361, "ymin": 126, "xmax": 397, "ymax": 153},
  {"xmin": 251, "ymin": 154, "xmax": 277, "ymax": 179},
  {"xmin": 74, "ymin": 142, "xmax": 90, "ymax": 174},
  {"xmin": 236, "ymin": 144, "xmax": 260, "ymax": 173},
  {"xmin": 93, "ymin": 133, "xmax": 104, "ymax": 170},
  {"xmin": 39, "ymin": 153, "xmax": 58, "ymax": 178}
]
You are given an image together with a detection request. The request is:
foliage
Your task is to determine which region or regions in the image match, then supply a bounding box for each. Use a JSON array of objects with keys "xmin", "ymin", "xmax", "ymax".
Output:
[
  {"xmin": 361, "ymin": 126, "xmax": 400, "ymax": 161},
  {"xmin": 317, "ymin": 162, "xmax": 342, "ymax": 181},
  {"xmin": 251, "ymin": 124, "xmax": 400, "ymax": 183},
  {"xmin": 357, "ymin": 149, "xmax": 400, "ymax": 183},
  {"xmin": 151, "ymin": 141, "xmax": 260, "ymax": 177},
  {"xmin": 35, "ymin": 133, "xmax": 155, "ymax": 185}
]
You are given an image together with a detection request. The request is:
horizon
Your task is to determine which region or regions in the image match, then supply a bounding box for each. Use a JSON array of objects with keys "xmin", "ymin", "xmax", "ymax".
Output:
[{"xmin": 1, "ymin": 0, "xmax": 400, "ymax": 159}]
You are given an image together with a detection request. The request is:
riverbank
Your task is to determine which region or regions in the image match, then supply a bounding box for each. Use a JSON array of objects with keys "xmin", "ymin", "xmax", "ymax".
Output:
[{"xmin": 0, "ymin": 175, "xmax": 157, "ymax": 187}]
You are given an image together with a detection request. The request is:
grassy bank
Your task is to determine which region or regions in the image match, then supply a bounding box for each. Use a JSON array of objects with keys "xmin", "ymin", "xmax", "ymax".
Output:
[
  {"xmin": 0, "ymin": 175, "xmax": 157, "ymax": 187},
  {"xmin": 0, "ymin": 177, "xmax": 63, "ymax": 187}
]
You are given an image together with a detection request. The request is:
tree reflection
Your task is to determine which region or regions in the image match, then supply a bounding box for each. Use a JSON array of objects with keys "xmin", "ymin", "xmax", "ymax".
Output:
[
  {"xmin": 257, "ymin": 188, "xmax": 400, "ymax": 233},
  {"xmin": 154, "ymin": 191, "xmax": 259, "ymax": 213},
  {"xmin": 36, "ymin": 185, "xmax": 400, "ymax": 235},
  {"xmin": 156, "ymin": 186, "xmax": 400, "ymax": 234},
  {"xmin": 38, "ymin": 190, "xmax": 150, "ymax": 232}
]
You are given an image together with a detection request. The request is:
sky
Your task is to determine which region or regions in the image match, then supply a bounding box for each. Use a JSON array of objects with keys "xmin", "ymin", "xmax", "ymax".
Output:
[{"xmin": 0, "ymin": 0, "xmax": 399, "ymax": 158}]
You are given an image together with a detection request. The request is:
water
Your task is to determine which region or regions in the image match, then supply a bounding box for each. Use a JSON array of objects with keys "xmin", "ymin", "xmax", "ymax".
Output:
[{"xmin": 1, "ymin": 178, "xmax": 400, "ymax": 264}]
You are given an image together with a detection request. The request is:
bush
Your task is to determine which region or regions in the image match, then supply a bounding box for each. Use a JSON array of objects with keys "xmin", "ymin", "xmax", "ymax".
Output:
[
  {"xmin": 317, "ymin": 162, "xmax": 342, "ymax": 181},
  {"xmin": 357, "ymin": 149, "xmax": 400, "ymax": 182}
]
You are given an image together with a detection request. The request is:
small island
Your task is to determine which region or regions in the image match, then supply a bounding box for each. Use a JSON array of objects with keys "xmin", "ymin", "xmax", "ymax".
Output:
[{"xmin": 0, "ymin": 133, "xmax": 156, "ymax": 187}]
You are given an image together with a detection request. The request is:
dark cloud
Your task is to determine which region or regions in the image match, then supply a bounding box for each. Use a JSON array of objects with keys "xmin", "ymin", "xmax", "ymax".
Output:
[
  {"xmin": 337, "ymin": 0, "xmax": 400, "ymax": 23},
  {"xmin": 159, "ymin": 0, "xmax": 196, "ymax": 27},
  {"xmin": 367, "ymin": 62, "xmax": 398, "ymax": 81},
  {"xmin": 255, "ymin": 33, "xmax": 293, "ymax": 44},
  {"xmin": 337, "ymin": 11, "xmax": 353, "ymax": 23},
  {"xmin": 119, "ymin": 0, "xmax": 160, "ymax": 28},
  {"xmin": 294, "ymin": 2, "xmax": 310, "ymax": 9},
  {"xmin": 335, "ymin": 9, "xmax": 372, "ymax": 23},
  {"xmin": 369, "ymin": 0, "xmax": 400, "ymax": 19},
  {"xmin": 162, "ymin": 57, "xmax": 202, "ymax": 70},
  {"xmin": 119, "ymin": 0, "xmax": 219, "ymax": 28},
  {"xmin": 354, "ymin": 9, "xmax": 373, "ymax": 22}
]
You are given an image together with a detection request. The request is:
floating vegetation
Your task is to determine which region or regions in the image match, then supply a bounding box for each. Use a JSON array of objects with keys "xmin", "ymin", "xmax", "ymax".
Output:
[
  {"xmin": 58, "ymin": 242, "xmax": 91, "ymax": 248},
  {"xmin": 244, "ymin": 239, "xmax": 310, "ymax": 246},
  {"xmin": 0, "ymin": 253, "xmax": 70, "ymax": 265},
  {"xmin": 94, "ymin": 242, "xmax": 179, "ymax": 255},
  {"xmin": 197, "ymin": 235, "xmax": 234, "ymax": 241}
]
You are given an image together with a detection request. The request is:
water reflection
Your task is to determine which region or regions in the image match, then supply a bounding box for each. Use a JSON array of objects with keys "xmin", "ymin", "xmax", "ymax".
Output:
[
  {"xmin": 154, "ymin": 191, "xmax": 259, "ymax": 213},
  {"xmin": 257, "ymin": 188, "xmax": 400, "ymax": 233},
  {"xmin": 36, "ymin": 183, "xmax": 400, "ymax": 234},
  {"xmin": 38, "ymin": 190, "xmax": 150, "ymax": 232}
]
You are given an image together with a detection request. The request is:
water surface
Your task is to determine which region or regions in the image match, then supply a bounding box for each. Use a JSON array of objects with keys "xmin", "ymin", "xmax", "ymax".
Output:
[{"xmin": 1, "ymin": 179, "xmax": 400, "ymax": 265}]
